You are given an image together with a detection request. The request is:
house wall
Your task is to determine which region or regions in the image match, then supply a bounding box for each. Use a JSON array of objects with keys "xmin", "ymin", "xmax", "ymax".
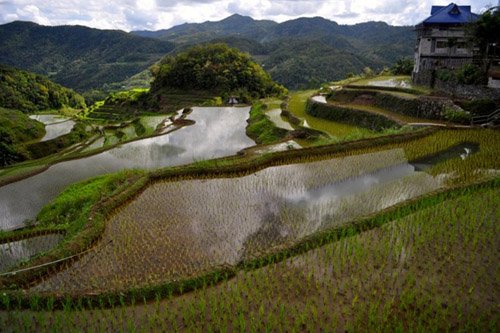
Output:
[{"xmin": 413, "ymin": 25, "xmax": 474, "ymax": 86}]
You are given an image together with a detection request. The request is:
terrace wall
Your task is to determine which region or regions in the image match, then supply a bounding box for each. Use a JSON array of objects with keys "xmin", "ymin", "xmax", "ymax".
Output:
[
  {"xmin": 306, "ymin": 98, "xmax": 399, "ymax": 131},
  {"xmin": 329, "ymin": 89, "xmax": 468, "ymax": 123}
]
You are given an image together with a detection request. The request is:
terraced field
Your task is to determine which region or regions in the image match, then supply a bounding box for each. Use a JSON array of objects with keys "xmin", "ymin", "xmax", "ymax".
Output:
[{"xmin": 1, "ymin": 78, "xmax": 498, "ymax": 332}]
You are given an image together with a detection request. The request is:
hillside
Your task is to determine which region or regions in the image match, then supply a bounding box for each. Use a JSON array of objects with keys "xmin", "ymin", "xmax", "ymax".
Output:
[
  {"xmin": 0, "ymin": 21, "xmax": 175, "ymax": 92},
  {"xmin": 0, "ymin": 107, "xmax": 45, "ymax": 166},
  {"xmin": 0, "ymin": 16, "xmax": 414, "ymax": 94},
  {"xmin": 151, "ymin": 44, "xmax": 286, "ymax": 99},
  {"xmin": 132, "ymin": 14, "xmax": 415, "ymax": 89},
  {"xmin": 0, "ymin": 64, "xmax": 86, "ymax": 112}
]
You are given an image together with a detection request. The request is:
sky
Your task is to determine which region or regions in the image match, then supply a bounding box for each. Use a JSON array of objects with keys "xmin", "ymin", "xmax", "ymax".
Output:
[{"xmin": 0, "ymin": 0, "xmax": 495, "ymax": 32}]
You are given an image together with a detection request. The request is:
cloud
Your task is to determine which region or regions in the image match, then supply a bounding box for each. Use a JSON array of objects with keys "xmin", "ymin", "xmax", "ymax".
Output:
[{"xmin": 0, "ymin": 0, "xmax": 494, "ymax": 31}]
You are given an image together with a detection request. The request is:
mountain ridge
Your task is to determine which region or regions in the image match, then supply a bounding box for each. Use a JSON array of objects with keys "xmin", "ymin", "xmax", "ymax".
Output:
[{"xmin": 0, "ymin": 15, "xmax": 414, "ymax": 92}]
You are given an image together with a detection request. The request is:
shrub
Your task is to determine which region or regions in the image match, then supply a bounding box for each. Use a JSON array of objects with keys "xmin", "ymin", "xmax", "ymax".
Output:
[{"xmin": 456, "ymin": 64, "xmax": 486, "ymax": 85}]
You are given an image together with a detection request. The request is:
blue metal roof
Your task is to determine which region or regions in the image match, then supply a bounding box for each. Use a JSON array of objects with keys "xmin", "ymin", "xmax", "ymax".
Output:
[{"xmin": 419, "ymin": 3, "xmax": 478, "ymax": 26}]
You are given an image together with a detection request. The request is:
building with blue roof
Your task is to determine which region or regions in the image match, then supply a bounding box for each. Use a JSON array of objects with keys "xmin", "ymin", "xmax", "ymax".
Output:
[{"xmin": 412, "ymin": 3, "xmax": 479, "ymax": 86}]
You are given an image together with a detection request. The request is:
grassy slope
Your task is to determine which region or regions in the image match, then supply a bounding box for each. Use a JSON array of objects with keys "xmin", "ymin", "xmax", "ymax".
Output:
[
  {"xmin": 0, "ymin": 108, "xmax": 45, "ymax": 144},
  {"xmin": 246, "ymin": 103, "xmax": 289, "ymax": 144},
  {"xmin": 288, "ymin": 90, "xmax": 373, "ymax": 140},
  {"xmin": 0, "ymin": 108, "xmax": 45, "ymax": 166}
]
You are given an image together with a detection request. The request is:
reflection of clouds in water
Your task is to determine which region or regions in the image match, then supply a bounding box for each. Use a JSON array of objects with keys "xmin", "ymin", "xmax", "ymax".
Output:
[
  {"xmin": 1, "ymin": 107, "xmax": 254, "ymax": 231},
  {"xmin": 0, "ymin": 234, "xmax": 64, "ymax": 272},
  {"xmin": 32, "ymin": 147, "xmax": 447, "ymax": 293},
  {"xmin": 41, "ymin": 121, "xmax": 76, "ymax": 141},
  {"xmin": 29, "ymin": 114, "xmax": 75, "ymax": 142},
  {"xmin": 108, "ymin": 107, "xmax": 253, "ymax": 167}
]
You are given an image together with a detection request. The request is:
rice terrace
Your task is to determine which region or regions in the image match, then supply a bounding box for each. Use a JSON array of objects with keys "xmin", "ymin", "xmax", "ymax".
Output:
[{"xmin": 0, "ymin": 1, "xmax": 499, "ymax": 331}]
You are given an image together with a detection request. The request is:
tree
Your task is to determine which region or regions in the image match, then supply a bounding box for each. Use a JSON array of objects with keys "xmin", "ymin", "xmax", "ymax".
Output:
[
  {"xmin": 391, "ymin": 58, "xmax": 414, "ymax": 75},
  {"xmin": 467, "ymin": 8, "xmax": 500, "ymax": 78},
  {"xmin": 151, "ymin": 44, "xmax": 287, "ymax": 100}
]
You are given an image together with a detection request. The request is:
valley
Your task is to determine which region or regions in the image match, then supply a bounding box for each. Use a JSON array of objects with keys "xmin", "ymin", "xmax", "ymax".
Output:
[{"xmin": 0, "ymin": 9, "xmax": 499, "ymax": 331}]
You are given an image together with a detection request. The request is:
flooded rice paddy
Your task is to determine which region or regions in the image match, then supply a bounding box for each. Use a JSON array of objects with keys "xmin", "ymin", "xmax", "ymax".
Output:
[
  {"xmin": 0, "ymin": 233, "xmax": 64, "ymax": 272},
  {"xmin": 0, "ymin": 107, "xmax": 254, "ymax": 231},
  {"xmin": 29, "ymin": 114, "xmax": 76, "ymax": 142},
  {"xmin": 265, "ymin": 109, "xmax": 295, "ymax": 130},
  {"xmin": 351, "ymin": 76, "xmax": 413, "ymax": 89},
  {"xmin": 288, "ymin": 91, "xmax": 373, "ymax": 139},
  {"xmin": 32, "ymin": 143, "xmax": 479, "ymax": 293}
]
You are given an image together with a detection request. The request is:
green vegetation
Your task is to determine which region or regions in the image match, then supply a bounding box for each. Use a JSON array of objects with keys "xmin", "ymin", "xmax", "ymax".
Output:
[
  {"xmin": 0, "ymin": 107, "xmax": 45, "ymax": 166},
  {"xmin": 0, "ymin": 17, "xmax": 416, "ymax": 95},
  {"xmin": 467, "ymin": 9, "xmax": 500, "ymax": 64},
  {"xmin": 328, "ymin": 87, "xmax": 470, "ymax": 124},
  {"xmin": 0, "ymin": 21, "xmax": 175, "ymax": 93},
  {"xmin": 151, "ymin": 44, "xmax": 287, "ymax": 102},
  {"xmin": 25, "ymin": 122, "xmax": 93, "ymax": 160},
  {"xmin": 246, "ymin": 103, "xmax": 289, "ymax": 144},
  {"xmin": 307, "ymin": 98, "xmax": 400, "ymax": 131},
  {"xmin": 287, "ymin": 90, "xmax": 373, "ymax": 140},
  {"xmin": 0, "ymin": 170, "xmax": 149, "ymax": 289},
  {"xmin": 134, "ymin": 15, "xmax": 414, "ymax": 90},
  {"xmin": 391, "ymin": 57, "xmax": 414, "ymax": 75},
  {"xmin": 0, "ymin": 64, "xmax": 86, "ymax": 113},
  {"xmin": 17, "ymin": 182, "xmax": 493, "ymax": 332},
  {"xmin": 437, "ymin": 64, "xmax": 487, "ymax": 85},
  {"xmin": 1, "ymin": 127, "xmax": 498, "ymax": 298},
  {"xmin": 458, "ymin": 99, "xmax": 498, "ymax": 117}
]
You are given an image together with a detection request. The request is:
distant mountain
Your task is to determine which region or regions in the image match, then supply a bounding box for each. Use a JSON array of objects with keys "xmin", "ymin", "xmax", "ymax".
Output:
[
  {"xmin": 0, "ymin": 21, "xmax": 175, "ymax": 92},
  {"xmin": 134, "ymin": 14, "xmax": 278, "ymax": 43},
  {"xmin": 132, "ymin": 15, "xmax": 415, "ymax": 89},
  {"xmin": 0, "ymin": 64, "xmax": 86, "ymax": 112},
  {"xmin": 0, "ymin": 15, "xmax": 415, "ymax": 94}
]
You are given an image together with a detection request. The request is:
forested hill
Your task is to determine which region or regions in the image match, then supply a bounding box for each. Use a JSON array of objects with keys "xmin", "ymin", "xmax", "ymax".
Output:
[
  {"xmin": 0, "ymin": 16, "xmax": 414, "ymax": 93},
  {"xmin": 0, "ymin": 21, "xmax": 175, "ymax": 92},
  {"xmin": 0, "ymin": 64, "xmax": 86, "ymax": 112},
  {"xmin": 132, "ymin": 14, "xmax": 415, "ymax": 89}
]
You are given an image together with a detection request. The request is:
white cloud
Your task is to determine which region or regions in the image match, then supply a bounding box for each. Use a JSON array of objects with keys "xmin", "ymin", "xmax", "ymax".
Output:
[{"xmin": 0, "ymin": 0, "xmax": 494, "ymax": 31}]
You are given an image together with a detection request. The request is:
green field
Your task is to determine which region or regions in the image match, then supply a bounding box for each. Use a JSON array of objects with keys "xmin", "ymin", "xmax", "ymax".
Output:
[{"xmin": 1, "ymin": 74, "xmax": 499, "ymax": 331}]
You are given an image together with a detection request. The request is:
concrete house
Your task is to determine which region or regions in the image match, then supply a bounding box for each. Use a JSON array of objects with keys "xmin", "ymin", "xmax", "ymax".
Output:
[{"xmin": 412, "ymin": 3, "xmax": 479, "ymax": 86}]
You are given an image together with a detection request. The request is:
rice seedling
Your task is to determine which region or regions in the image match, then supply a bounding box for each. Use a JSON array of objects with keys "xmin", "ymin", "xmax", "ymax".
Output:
[
  {"xmin": 70, "ymin": 176, "xmax": 496, "ymax": 333},
  {"xmin": 30, "ymin": 128, "xmax": 500, "ymax": 295},
  {"xmin": 0, "ymin": 125, "xmax": 498, "ymax": 332}
]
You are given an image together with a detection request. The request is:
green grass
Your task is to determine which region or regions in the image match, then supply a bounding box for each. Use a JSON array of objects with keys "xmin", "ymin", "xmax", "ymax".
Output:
[
  {"xmin": 246, "ymin": 103, "xmax": 289, "ymax": 144},
  {"xmin": 0, "ymin": 170, "xmax": 149, "ymax": 289},
  {"xmin": 287, "ymin": 91, "xmax": 373, "ymax": 140}
]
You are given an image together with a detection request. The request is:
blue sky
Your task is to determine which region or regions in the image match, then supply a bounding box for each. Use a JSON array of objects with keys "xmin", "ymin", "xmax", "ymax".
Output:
[{"xmin": 0, "ymin": 0, "xmax": 495, "ymax": 31}]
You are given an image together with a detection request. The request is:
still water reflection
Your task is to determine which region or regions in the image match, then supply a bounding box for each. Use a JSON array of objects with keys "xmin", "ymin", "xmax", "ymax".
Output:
[{"xmin": 1, "ymin": 107, "xmax": 254, "ymax": 230}]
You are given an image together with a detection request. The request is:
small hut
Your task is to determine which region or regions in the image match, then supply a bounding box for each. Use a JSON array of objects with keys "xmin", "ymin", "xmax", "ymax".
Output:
[{"xmin": 227, "ymin": 96, "xmax": 238, "ymax": 105}]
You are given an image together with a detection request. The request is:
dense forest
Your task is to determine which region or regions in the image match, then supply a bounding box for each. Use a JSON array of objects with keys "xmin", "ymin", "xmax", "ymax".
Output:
[
  {"xmin": 0, "ymin": 64, "xmax": 86, "ymax": 112},
  {"xmin": 0, "ymin": 16, "xmax": 413, "ymax": 95},
  {"xmin": 0, "ymin": 21, "xmax": 175, "ymax": 92},
  {"xmin": 0, "ymin": 107, "xmax": 45, "ymax": 166},
  {"xmin": 151, "ymin": 44, "xmax": 287, "ymax": 100},
  {"xmin": 135, "ymin": 15, "xmax": 414, "ymax": 89}
]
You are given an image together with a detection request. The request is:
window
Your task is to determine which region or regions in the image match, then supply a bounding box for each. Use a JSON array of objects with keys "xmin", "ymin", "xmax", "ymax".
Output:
[{"xmin": 436, "ymin": 41, "xmax": 448, "ymax": 49}]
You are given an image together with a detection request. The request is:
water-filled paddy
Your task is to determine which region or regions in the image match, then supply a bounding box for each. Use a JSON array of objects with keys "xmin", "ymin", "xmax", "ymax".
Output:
[
  {"xmin": 29, "ymin": 114, "xmax": 76, "ymax": 142},
  {"xmin": 266, "ymin": 109, "xmax": 295, "ymax": 130},
  {"xmin": 0, "ymin": 233, "xmax": 64, "ymax": 272},
  {"xmin": 0, "ymin": 107, "xmax": 254, "ymax": 230},
  {"xmin": 288, "ymin": 91, "xmax": 373, "ymax": 139},
  {"xmin": 33, "ymin": 144, "xmax": 481, "ymax": 293},
  {"xmin": 351, "ymin": 76, "xmax": 413, "ymax": 88}
]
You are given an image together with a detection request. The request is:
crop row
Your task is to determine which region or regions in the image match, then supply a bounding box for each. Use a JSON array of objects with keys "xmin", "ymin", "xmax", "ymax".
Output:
[
  {"xmin": 31, "ymin": 129, "xmax": 500, "ymax": 294},
  {"xmin": 1, "ymin": 184, "xmax": 497, "ymax": 331}
]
